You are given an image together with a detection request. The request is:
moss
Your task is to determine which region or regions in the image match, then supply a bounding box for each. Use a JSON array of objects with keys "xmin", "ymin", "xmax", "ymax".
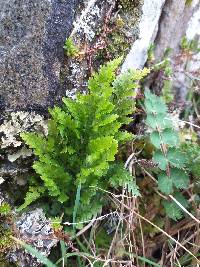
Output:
[
  {"xmin": 117, "ymin": 0, "xmax": 141, "ymax": 11},
  {"xmin": 107, "ymin": 29, "xmax": 131, "ymax": 58},
  {"xmin": 95, "ymin": 15, "xmax": 136, "ymax": 62},
  {"xmin": 63, "ymin": 37, "xmax": 79, "ymax": 57},
  {"xmin": 0, "ymin": 203, "xmax": 11, "ymax": 215},
  {"xmin": 186, "ymin": 0, "xmax": 193, "ymax": 6},
  {"xmin": 0, "ymin": 227, "xmax": 13, "ymax": 255},
  {"xmin": 0, "ymin": 203, "xmax": 14, "ymax": 263},
  {"xmin": 94, "ymin": 0, "xmax": 143, "ymax": 64}
]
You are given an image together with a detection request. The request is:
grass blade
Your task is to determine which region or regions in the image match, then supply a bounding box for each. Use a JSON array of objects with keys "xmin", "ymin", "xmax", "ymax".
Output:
[
  {"xmin": 11, "ymin": 236, "xmax": 56, "ymax": 267},
  {"xmin": 73, "ymin": 183, "xmax": 81, "ymax": 228}
]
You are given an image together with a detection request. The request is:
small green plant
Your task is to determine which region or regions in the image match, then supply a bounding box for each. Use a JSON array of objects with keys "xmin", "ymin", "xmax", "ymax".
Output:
[
  {"xmin": 181, "ymin": 36, "xmax": 200, "ymax": 53},
  {"xmin": 0, "ymin": 203, "xmax": 11, "ymax": 216},
  {"xmin": 147, "ymin": 44, "xmax": 155, "ymax": 62},
  {"xmin": 154, "ymin": 58, "xmax": 173, "ymax": 77},
  {"xmin": 162, "ymin": 79, "xmax": 173, "ymax": 103},
  {"xmin": 20, "ymin": 59, "xmax": 148, "ymax": 224},
  {"xmin": 63, "ymin": 37, "xmax": 79, "ymax": 57},
  {"xmin": 144, "ymin": 89, "xmax": 190, "ymax": 220},
  {"xmin": 0, "ymin": 202, "xmax": 13, "ymax": 259},
  {"xmin": 186, "ymin": 0, "xmax": 193, "ymax": 6},
  {"xmin": 50, "ymin": 216, "xmax": 63, "ymax": 231}
]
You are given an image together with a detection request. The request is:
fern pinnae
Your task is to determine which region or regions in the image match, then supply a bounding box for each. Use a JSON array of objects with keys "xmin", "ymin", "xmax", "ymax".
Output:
[{"xmin": 20, "ymin": 59, "xmax": 148, "ymax": 225}]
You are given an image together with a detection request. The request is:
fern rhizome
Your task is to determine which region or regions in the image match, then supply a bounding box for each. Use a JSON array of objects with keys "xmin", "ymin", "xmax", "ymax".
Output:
[
  {"xmin": 144, "ymin": 89, "xmax": 189, "ymax": 220},
  {"xmin": 19, "ymin": 59, "xmax": 149, "ymax": 224}
]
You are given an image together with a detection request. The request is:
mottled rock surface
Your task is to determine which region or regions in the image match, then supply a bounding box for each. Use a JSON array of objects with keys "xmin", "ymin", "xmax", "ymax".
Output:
[
  {"xmin": 154, "ymin": 0, "xmax": 200, "ymax": 59},
  {"xmin": 7, "ymin": 208, "xmax": 58, "ymax": 267},
  {"xmin": 64, "ymin": 0, "xmax": 143, "ymax": 98},
  {"xmin": 0, "ymin": 112, "xmax": 47, "ymax": 188},
  {"xmin": 121, "ymin": 0, "xmax": 166, "ymax": 71},
  {"xmin": 0, "ymin": 0, "xmax": 80, "ymax": 112}
]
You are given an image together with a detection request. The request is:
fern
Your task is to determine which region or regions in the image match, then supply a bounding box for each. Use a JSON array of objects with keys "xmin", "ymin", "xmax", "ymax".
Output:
[
  {"xmin": 17, "ymin": 186, "xmax": 45, "ymax": 212},
  {"xmin": 20, "ymin": 59, "xmax": 148, "ymax": 223},
  {"xmin": 144, "ymin": 89, "xmax": 189, "ymax": 220}
]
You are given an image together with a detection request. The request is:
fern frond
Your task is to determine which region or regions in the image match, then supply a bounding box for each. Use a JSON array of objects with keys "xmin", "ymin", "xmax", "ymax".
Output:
[{"xmin": 20, "ymin": 59, "xmax": 148, "ymax": 224}]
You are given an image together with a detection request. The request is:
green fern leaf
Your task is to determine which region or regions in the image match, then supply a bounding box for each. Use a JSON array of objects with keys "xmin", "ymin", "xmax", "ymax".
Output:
[
  {"xmin": 88, "ymin": 58, "xmax": 122, "ymax": 95},
  {"xmin": 126, "ymin": 180, "xmax": 140, "ymax": 197},
  {"xmin": 20, "ymin": 59, "xmax": 145, "ymax": 224},
  {"xmin": 107, "ymin": 164, "xmax": 140, "ymax": 196},
  {"xmin": 17, "ymin": 186, "xmax": 45, "ymax": 211}
]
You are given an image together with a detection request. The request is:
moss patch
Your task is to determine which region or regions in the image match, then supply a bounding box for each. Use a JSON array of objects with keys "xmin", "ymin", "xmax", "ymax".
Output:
[
  {"xmin": 95, "ymin": 0, "xmax": 143, "ymax": 63},
  {"xmin": 117, "ymin": 0, "xmax": 141, "ymax": 11},
  {"xmin": 0, "ymin": 203, "xmax": 14, "ymax": 263}
]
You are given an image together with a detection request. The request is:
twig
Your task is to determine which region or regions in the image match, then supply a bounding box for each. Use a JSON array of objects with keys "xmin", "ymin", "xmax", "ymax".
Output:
[
  {"xmin": 166, "ymin": 228, "xmax": 200, "ymax": 259},
  {"xmin": 110, "ymin": 193, "xmax": 200, "ymax": 264},
  {"xmin": 169, "ymin": 195, "xmax": 200, "ymax": 224}
]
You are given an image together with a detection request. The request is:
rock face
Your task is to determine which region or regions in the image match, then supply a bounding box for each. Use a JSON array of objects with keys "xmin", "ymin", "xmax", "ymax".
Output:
[
  {"xmin": 121, "ymin": 0, "xmax": 200, "ymax": 71},
  {"xmin": 121, "ymin": 0, "xmax": 166, "ymax": 71},
  {"xmin": 0, "ymin": 0, "xmax": 79, "ymax": 112},
  {"xmin": 154, "ymin": 0, "xmax": 200, "ymax": 59},
  {"xmin": 7, "ymin": 208, "xmax": 58, "ymax": 267},
  {"xmin": 63, "ymin": 0, "xmax": 143, "ymax": 98}
]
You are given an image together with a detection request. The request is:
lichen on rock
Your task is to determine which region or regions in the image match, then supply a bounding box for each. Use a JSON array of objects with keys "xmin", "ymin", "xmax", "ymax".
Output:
[
  {"xmin": 62, "ymin": 0, "xmax": 143, "ymax": 98},
  {"xmin": 0, "ymin": 111, "xmax": 47, "ymax": 187},
  {"xmin": 0, "ymin": 111, "xmax": 47, "ymax": 149},
  {"xmin": 6, "ymin": 208, "xmax": 58, "ymax": 267}
]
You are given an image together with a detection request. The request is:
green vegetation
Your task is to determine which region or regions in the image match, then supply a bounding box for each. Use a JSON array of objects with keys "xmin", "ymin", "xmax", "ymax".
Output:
[
  {"xmin": 19, "ymin": 59, "xmax": 148, "ymax": 224},
  {"xmin": 144, "ymin": 89, "xmax": 189, "ymax": 220},
  {"xmin": 185, "ymin": 0, "xmax": 193, "ymax": 6},
  {"xmin": 63, "ymin": 37, "xmax": 79, "ymax": 57},
  {"xmin": 0, "ymin": 203, "xmax": 13, "ymax": 261},
  {"xmin": 181, "ymin": 36, "xmax": 200, "ymax": 52},
  {"xmin": 118, "ymin": 0, "xmax": 139, "ymax": 11},
  {"xmin": 3, "ymin": 40, "xmax": 200, "ymax": 265}
]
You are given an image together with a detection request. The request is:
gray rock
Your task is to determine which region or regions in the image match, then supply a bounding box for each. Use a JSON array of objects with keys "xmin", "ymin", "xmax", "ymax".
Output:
[
  {"xmin": 64, "ymin": 0, "xmax": 143, "ymax": 97},
  {"xmin": 0, "ymin": 111, "xmax": 47, "ymax": 186},
  {"xmin": 154, "ymin": 0, "xmax": 200, "ymax": 60},
  {"xmin": 121, "ymin": 0, "xmax": 165, "ymax": 71},
  {"xmin": 0, "ymin": 0, "xmax": 80, "ymax": 112},
  {"xmin": 7, "ymin": 208, "xmax": 58, "ymax": 267}
]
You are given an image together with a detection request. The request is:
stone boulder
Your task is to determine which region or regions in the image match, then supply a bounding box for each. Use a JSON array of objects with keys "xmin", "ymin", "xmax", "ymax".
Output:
[{"xmin": 0, "ymin": 0, "xmax": 79, "ymax": 112}]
